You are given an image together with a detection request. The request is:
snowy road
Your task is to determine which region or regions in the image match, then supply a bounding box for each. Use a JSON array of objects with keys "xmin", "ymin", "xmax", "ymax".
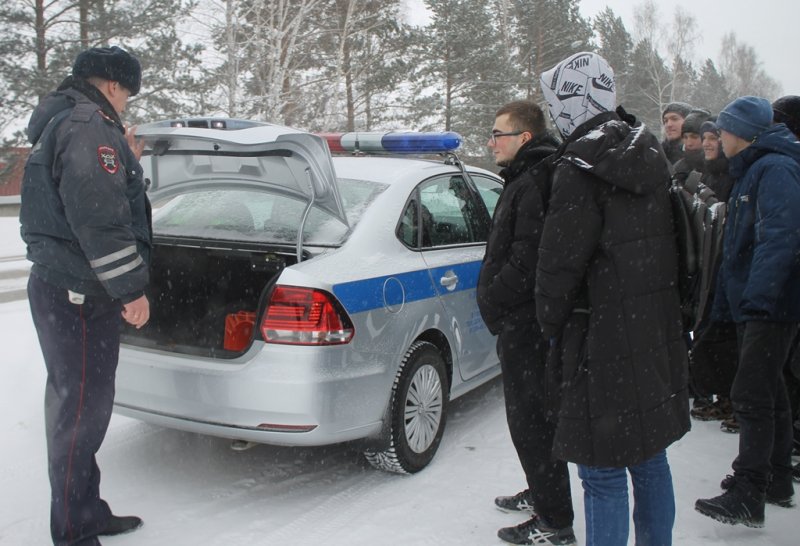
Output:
[{"xmin": 0, "ymin": 211, "xmax": 796, "ymax": 545}]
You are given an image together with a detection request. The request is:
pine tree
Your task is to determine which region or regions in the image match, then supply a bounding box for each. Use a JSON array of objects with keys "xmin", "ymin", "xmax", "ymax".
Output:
[
  {"xmin": 0, "ymin": 0, "xmax": 209, "ymax": 144},
  {"xmin": 511, "ymin": 0, "xmax": 593, "ymax": 100},
  {"xmin": 626, "ymin": 39, "xmax": 670, "ymax": 130},
  {"xmin": 406, "ymin": 0, "xmax": 517, "ymax": 155},
  {"xmin": 691, "ymin": 59, "xmax": 731, "ymax": 115},
  {"xmin": 593, "ymin": 7, "xmax": 633, "ymax": 106}
]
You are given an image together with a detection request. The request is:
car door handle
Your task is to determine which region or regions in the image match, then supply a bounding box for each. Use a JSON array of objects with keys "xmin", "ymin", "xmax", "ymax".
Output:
[{"xmin": 440, "ymin": 272, "xmax": 458, "ymax": 291}]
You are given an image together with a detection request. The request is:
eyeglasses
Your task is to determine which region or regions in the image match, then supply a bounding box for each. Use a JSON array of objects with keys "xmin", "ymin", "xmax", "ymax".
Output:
[{"xmin": 489, "ymin": 131, "xmax": 523, "ymax": 144}]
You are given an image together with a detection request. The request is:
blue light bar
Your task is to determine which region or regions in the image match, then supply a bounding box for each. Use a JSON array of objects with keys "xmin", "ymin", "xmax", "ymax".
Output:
[
  {"xmin": 382, "ymin": 132, "xmax": 462, "ymax": 153},
  {"xmin": 321, "ymin": 131, "xmax": 462, "ymax": 154}
]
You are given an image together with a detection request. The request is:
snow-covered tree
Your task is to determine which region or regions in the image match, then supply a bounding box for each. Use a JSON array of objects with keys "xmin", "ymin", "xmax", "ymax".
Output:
[
  {"xmin": 0, "ymin": 0, "xmax": 208, "ymax": 144},
  {"xmin": 718, "ymin": 32, "xmax": 781, "ymax": 100}
]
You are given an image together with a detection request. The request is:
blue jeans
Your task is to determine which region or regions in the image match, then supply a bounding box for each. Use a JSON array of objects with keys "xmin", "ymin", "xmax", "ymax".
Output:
[{"xmin": 578, "ymin": 450, "xmax": 675, "ymax": 546}]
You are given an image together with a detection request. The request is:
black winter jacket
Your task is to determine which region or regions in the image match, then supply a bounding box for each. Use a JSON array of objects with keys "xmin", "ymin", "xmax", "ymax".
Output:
[
  {"xmin": 20, "ymin": 80, "xmax": 151, "ymax": 302},
  {"xmin": 701, "ymin": 156, "xmax": 734, "ymax": 203},
  {"xmin": 477, "ymin": 133, "xmax": 559, "ymax": 335},
  {"xmin": 672, "ymin": 148, "xmax": 705, "ymax": 185},
  {"xmin": 661, "ymin": 137, "xmax": 684, "ymax": 166},
  {"xmin": 536, "ymin": 111, "xmax": 690, "ymax": 467}
]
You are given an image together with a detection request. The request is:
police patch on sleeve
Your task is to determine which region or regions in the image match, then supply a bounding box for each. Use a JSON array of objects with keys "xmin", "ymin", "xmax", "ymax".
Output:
[{"xmin": 97, "ymin": 146, "xmax": 119, "ymax": 174}]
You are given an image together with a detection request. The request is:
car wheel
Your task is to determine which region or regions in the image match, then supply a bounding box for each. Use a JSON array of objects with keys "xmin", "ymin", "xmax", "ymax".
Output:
[{"xmin": 364, "ymin": 340, "xmax": 449, "ymax": 474}]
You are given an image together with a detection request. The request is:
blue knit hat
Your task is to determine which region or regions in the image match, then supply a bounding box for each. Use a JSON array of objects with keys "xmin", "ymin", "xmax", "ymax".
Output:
[{"xmin": 717, "ymin": 96, "xmax": 773, "ymax": 142}]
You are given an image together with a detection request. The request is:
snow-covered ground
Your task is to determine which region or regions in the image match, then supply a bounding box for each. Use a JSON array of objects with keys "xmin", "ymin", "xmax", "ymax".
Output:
[{"xmin": 0, "ymin": 215, "xmax": 796, "ymax": 545}]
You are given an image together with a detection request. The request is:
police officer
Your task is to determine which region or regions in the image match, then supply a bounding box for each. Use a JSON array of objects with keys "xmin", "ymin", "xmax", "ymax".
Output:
[{"xmin": 20, "ymin": 46, "xmax": 151, "ymax": 546}]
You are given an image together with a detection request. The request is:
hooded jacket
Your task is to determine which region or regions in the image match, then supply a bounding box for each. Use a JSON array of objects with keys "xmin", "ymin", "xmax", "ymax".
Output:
[
  {"xmin": 19, "ymin": 79, "xmax": 151, "ymax": 302},
  {"xmin": 536, "ymin": 111, "xmax": 690, "ymax": 467},
  {"xmin": 477, "ymin": 132, "xmax": 559, "ymax": 335},
  {"xmin": 712, "ymin": 124, "xmax": 800, "ymax": 323}
]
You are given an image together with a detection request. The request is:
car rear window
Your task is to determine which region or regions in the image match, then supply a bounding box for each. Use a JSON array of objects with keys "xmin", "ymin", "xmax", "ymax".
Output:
[{"xmin": 153, "ymin": 178, "xmax": 386, "ymax": 246}]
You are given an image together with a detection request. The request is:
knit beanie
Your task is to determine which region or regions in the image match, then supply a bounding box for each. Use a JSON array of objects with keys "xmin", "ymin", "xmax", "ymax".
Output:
[
  {"xmin": 72, "ymin": 46, "xmax": 141, "ymax": 96},
  {"xmin": 700, "ymin": 119, "xmax": 720, "ymax": 136},
  {"xmin": 772, "ymin": 95, "xmax": 800, "ymax": 138},
  {"xmin": 717, "ymin": 96, "xmax": 773, "ymax": 142},
  {"xmin": 681, "ymin": 109, "xmax": 711, "ymax": 136},
  {"xmin": 662, "ymin": 102, "xmax": 692, "ymax": 122},
  {"xmin": 539, "ymin": 52, "xmax": 616, "ymax": 139}
]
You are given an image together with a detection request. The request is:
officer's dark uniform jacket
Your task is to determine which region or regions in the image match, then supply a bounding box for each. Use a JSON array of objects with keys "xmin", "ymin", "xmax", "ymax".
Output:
[
  {"xmin": 712, "ymin": 124, "xmax": 800, "ymax": 324},
  {"xmin": 20, "ymin": 81, "xmax": 151, "ymax": 302},
  {"xmin": 536, "ymin": 111, "xmax": 690, "ymax": 468},
  {"xmin": 477, "ymin": 133, "xmax": 559, "ymax": 335}
]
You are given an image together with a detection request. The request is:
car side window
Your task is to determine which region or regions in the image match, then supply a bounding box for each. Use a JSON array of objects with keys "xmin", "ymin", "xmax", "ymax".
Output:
[
  {"xmin": 397, "ymin": 196, "xmax": 434, "ymax": 249},
  {"xmin": 418, "ymin": 175, "xmax": 487, "ymax": 247},
  {"xmin": 471, "ymin": 175, "xmax": 503, "ymax": 218}
]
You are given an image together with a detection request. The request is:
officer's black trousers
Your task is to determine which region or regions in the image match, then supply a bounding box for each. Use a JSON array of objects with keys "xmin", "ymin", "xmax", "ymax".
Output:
[
  {"xmin": 498, "ymin": 322, "xmax": 574, "ymax": 529},
  {"xmin": 28, "ymin": 274, "xmax": 121, "ymax": 546},
  {"xmin": 731, "ymin": 321, "xmax": 798, "ymax": 491}
]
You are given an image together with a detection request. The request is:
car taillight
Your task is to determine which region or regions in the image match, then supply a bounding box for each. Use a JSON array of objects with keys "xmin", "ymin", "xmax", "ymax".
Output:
[{"xmin": 262, "ymin": 285, "xmax": 354, "ymax": 345}]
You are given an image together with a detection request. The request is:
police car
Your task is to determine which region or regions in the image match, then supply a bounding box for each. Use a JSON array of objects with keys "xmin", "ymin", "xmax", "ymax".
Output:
[{"xmin": 115, "ymin": 119, "xmax": 503, "ymax": 473}]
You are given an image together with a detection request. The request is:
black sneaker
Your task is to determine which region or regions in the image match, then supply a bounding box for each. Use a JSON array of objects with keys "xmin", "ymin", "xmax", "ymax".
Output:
[
  {"xmin": 100, "ymin": 515, "xmax": 143, "ymax": 536},
  {"xmin": 720, "ymin": 474, "xmax": 795, "ymax": 507},
  {"xmin": 495, "ymin": 489, "xmax": 535, "ymax": 513},
  {"xmin": 497, "ymin": 515, "xmax": 577, "ymax": 545},
  {"xmin": 696, "ymin": 477, "xmax": 765, "ymax": 528}
]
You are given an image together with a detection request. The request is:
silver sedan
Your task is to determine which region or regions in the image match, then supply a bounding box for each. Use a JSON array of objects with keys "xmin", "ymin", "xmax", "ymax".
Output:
[{"xmin": 115, "ymin": 120, "xmax": 504, "ymax": 473}]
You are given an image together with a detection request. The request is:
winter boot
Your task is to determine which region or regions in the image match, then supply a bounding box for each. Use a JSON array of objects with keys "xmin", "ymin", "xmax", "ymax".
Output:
[
  {"xmin": 721, "ymin": 474, "xmax": 795, "ymax": 507},
  {"xmin": 495, "ymin": 489, "xmax": 536, "ymax": 514},
  {"xmin": 793, "ymin": 463, "xmax": 800, "ymax": 484},
  {"xmin": 696, "ymin": 476, "xmax": 765, "ymax": 527},
  {"xmin": 497, "ymin": 515, "xmax": 577, "ymax": 545},
  {"xmin": 691, "ymin": 397, "xmax": 733, "ymax": 421},
  {"xmin": 720, "ymin": 415, "xmax": 740, "ymax": 433}
]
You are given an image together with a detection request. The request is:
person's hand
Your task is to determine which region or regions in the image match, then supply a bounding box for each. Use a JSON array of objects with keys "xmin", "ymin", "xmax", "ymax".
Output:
[
  {"xmin": 126, "ymin": 125, "xmax": 145, "ymax": 161},
  {"xmin": 122, "ymin": 295, "xmax": 150, "ymax": 329}
]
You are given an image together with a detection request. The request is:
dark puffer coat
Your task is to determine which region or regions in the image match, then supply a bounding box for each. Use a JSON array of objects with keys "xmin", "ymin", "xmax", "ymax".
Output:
[
  {"xmin": 477, "ymin": 133, "xmax": 559, "ymax": 335},
  {"xmin": 701, "ymin": 155, "xmax": 734, "ymax": 202},
  {"xmin": 536, "ymin": 111, "xmax": 690, "ymax": 468},
  {"xmin": 712, "ymin": 124, "xmax": 800, "ymax": 324}
]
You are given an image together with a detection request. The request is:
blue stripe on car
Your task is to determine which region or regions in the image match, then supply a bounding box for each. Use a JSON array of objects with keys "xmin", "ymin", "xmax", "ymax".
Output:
[{"xmin": 333, "ymin": 260, "xmax": 482, "ymax": 314}]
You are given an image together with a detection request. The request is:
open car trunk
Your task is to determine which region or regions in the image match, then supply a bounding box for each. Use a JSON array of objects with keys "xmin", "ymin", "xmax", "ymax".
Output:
[{"xmin": 121, "ymin": 239, "xmax": 298, "ymax": 357}]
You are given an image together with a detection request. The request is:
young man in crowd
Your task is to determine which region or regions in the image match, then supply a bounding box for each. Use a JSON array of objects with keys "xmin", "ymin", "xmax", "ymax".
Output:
[
  {"xmin": 695, "ymin": 96, "xmax": 800, "ymax": 527},
  {"xmin": 672, "ymin": 109, "xmax": 712, "ymax": 184},
  {"xmin": 662, "ymin": 101, "xmax": 693, "ymax": 165},
  {"xmin": 478, "ymin": 100, "xmax": 575, "ymax": 546},
  {"xmin": 537, "ymin": 51, "xmax": 689, "ymax": 546},
  {"xmin": 772, "ymin": 95, "xmax": 800, "ymax": 483},
  {"xmin": 20, "ymin": 46, "xmax": 151, "ymax": 545}
]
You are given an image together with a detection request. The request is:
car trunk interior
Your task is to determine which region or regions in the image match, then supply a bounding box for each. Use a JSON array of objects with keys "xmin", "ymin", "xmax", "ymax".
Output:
[{"xmin": 121, "ymin": 240, "xmax": 298, "ymax": 357}]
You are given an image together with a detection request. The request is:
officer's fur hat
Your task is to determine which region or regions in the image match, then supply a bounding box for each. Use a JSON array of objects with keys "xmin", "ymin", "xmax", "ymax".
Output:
[{"xmin": 72, "ymin": 46, "xmax": 141, "ymax": 96}]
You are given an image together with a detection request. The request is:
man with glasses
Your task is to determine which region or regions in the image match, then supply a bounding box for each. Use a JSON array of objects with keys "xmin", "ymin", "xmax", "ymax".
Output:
[{"xmin": 477, "ymin": 101, "xmax": 576, "ymax": 545}]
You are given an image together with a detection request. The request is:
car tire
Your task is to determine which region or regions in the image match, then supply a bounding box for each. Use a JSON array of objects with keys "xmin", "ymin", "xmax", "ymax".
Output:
[{"xmin": 364, "ymin": 340, "xmax": 449, "ymax": 474}]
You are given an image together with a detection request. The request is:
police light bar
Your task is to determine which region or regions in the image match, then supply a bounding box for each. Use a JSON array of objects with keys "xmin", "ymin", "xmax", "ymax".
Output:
[{"xmin": 319, "ymin": 131, "xmax": 462, "ymax": 154}]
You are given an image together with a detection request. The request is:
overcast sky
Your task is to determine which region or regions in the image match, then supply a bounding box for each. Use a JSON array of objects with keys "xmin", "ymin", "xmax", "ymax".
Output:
[
  {"xmin": 578, "ymin": 0, "xmax": 797, "ymax": 101},
  {"xmin": 403, "ymin": 0, "xmax": 797, "ymax": 104}
]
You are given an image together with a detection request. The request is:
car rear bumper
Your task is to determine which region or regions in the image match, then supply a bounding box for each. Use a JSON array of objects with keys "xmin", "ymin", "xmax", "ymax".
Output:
[{"xmin": 114, "ymin": 341, "xmax": 395, "ymax": 446}]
